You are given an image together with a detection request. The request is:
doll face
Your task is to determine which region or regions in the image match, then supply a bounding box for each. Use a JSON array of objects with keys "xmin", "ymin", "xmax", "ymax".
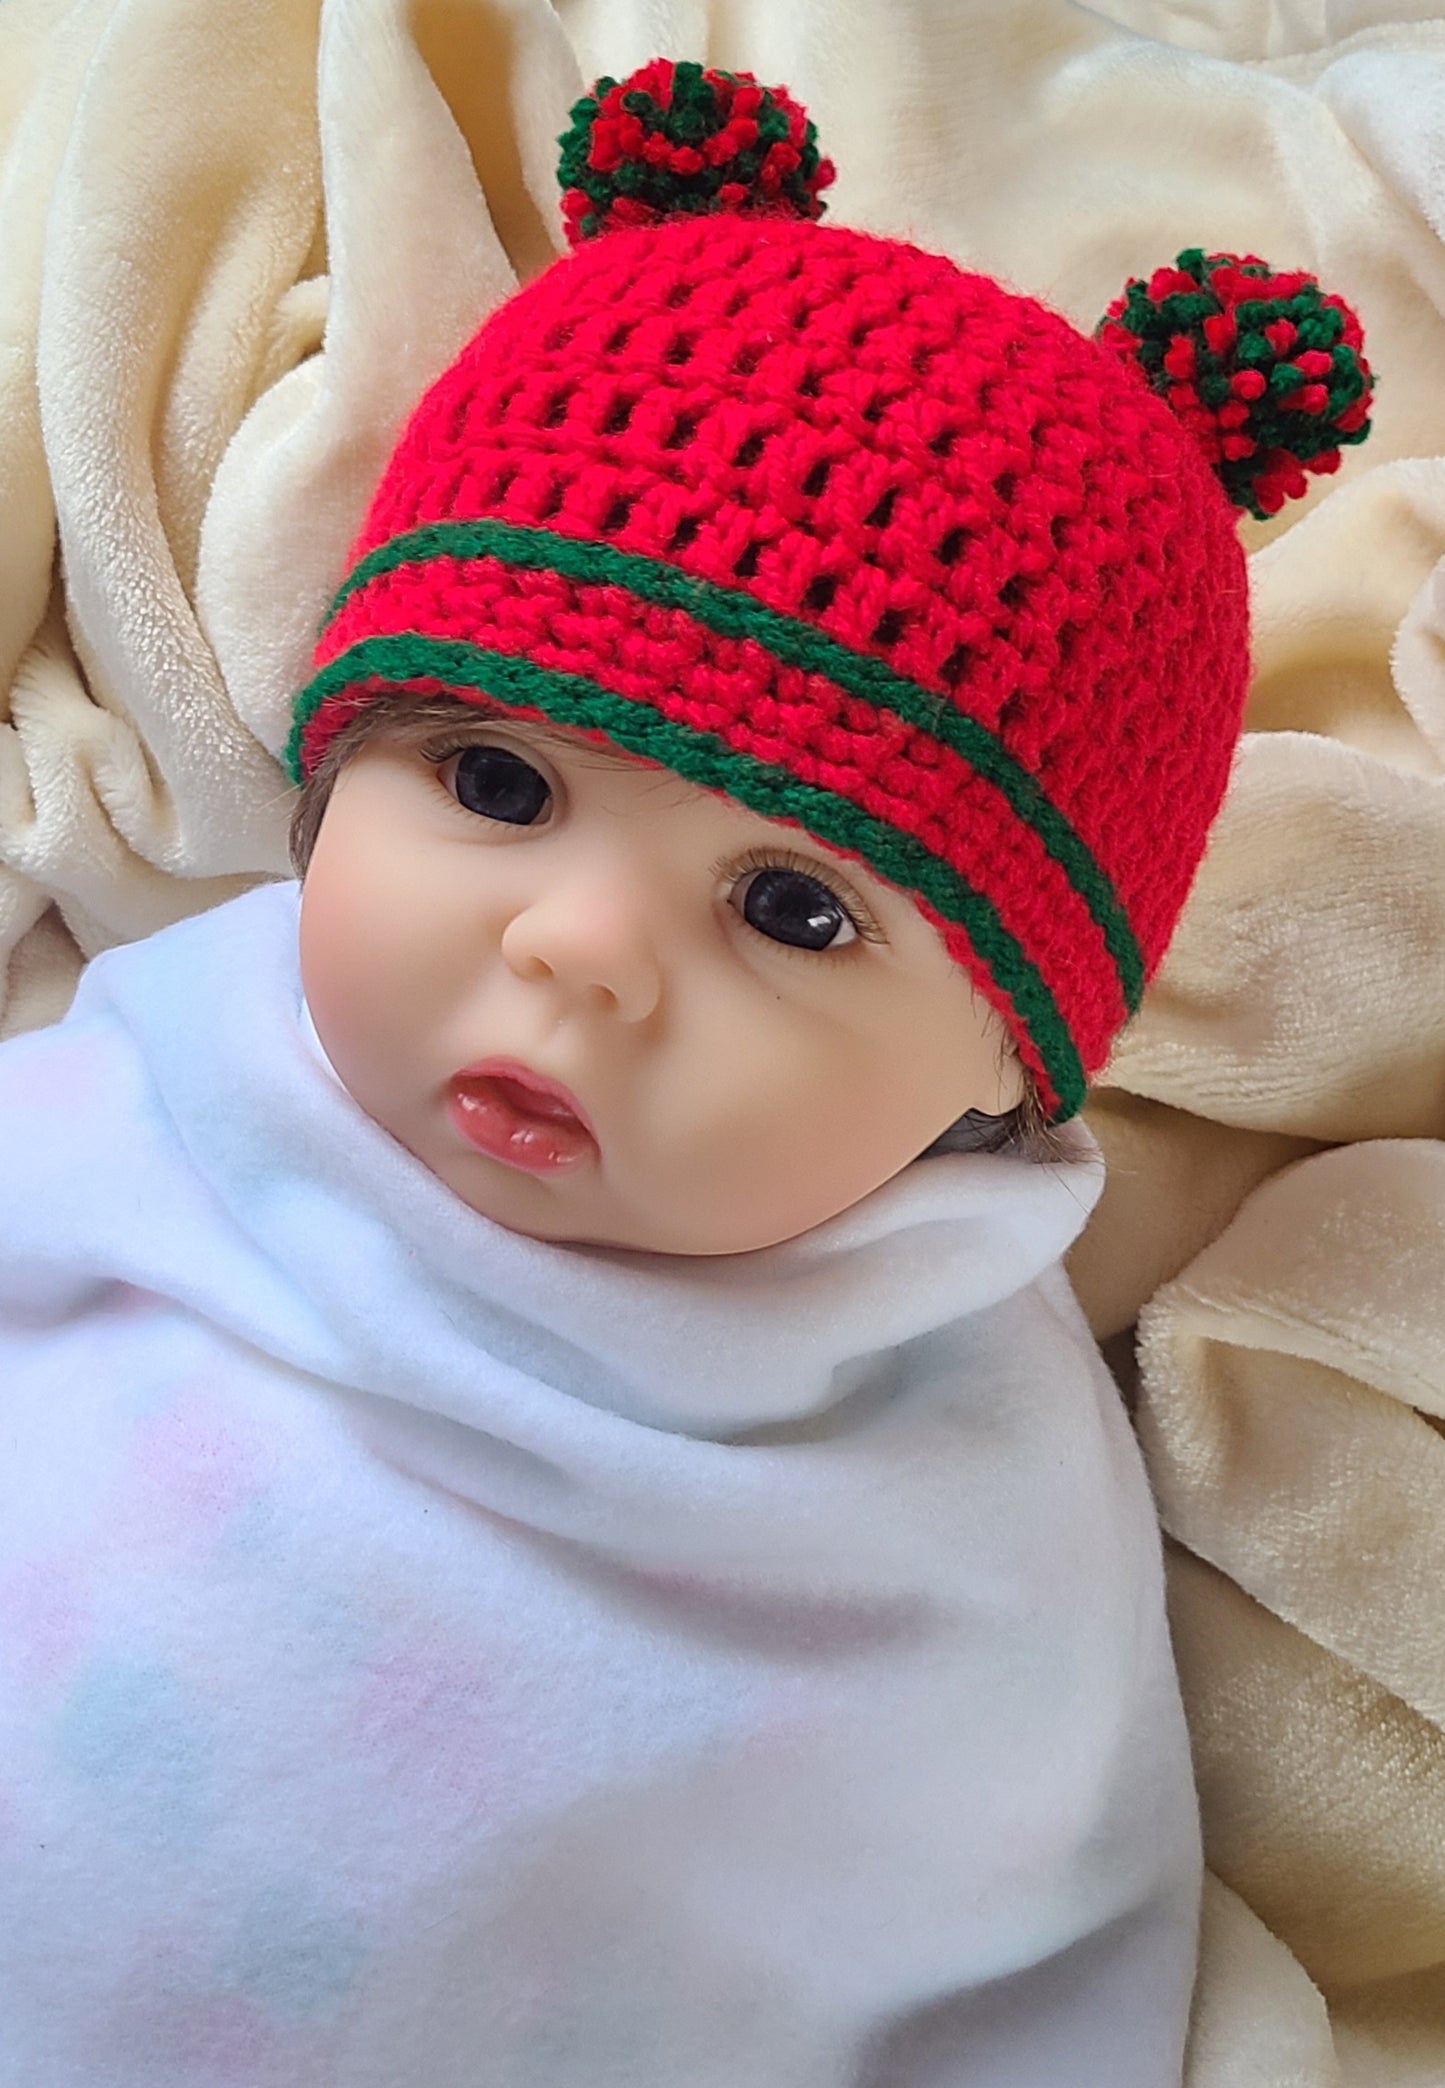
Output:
[{"xmin": 298, "ymin": 711, "xmax": 1025, "ymax": 1255}]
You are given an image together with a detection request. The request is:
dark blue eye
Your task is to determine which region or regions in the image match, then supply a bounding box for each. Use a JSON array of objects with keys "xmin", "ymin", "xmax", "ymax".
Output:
[
  {"xmin": 736, "ymin": 867, "xmax": 856, "ymax": 950},
  {"xmin": 452, "ymin": 745, "xmax": 551, "ymax": 825}
]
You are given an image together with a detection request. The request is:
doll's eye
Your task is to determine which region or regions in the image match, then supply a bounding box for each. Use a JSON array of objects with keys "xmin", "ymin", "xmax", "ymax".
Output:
[
  {"xmin": 451, "ymin": 744, "xmax": 552, "ymax": 825},
  {"xmin": 732, "ymin": 866, "xmax": 858, "ymax": 950}
]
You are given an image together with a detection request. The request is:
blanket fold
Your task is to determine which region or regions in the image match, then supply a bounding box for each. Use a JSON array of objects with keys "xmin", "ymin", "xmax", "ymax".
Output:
[{"xmin": 1139, "ymin": 1144, "xmax": 1445, "ymax": 2073}]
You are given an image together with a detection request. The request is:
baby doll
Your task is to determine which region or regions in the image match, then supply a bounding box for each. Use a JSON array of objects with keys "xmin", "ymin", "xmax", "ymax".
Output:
[{"xmin": 0, "ymin": 60, "xmax": 1372, "ymax": 2088}]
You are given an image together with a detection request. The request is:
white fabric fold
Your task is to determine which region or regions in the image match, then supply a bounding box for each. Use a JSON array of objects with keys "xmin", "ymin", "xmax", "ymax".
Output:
[{"xmin": 0, "ymin": 879, "xmax": 1199, "ymax": 2086}]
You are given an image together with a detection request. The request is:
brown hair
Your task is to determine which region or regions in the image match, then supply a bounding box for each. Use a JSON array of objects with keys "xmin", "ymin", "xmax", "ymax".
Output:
[
  {"xmin": 916, "ymin": 1084, "xmax": 1070, "ymax": 1162},
  {"xmin": 289, "ymin": 692, "xmax": 496, "ymax": 876},
  {"xmin": 289, "ymin": 692, "xmax": 1071, "ymax": 1163}
]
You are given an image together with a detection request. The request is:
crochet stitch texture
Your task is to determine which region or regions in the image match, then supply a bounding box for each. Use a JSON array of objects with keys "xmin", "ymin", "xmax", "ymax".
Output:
[{"xmin": 291, "ymin": 210, "xmax": 1252, "ymax": 1121}]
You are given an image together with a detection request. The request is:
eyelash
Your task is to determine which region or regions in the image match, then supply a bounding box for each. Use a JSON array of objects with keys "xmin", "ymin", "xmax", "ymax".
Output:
[
  {"xmin": 422, "ymin": 742, "xmax": 885, "ymax": 949},
  {"xmin": 714, "ymin": 844, "xmax": 886, "ymax": 949},
  {"xmin": 423, "ymin": 738, "xmax": 553, "ymax": 814}
]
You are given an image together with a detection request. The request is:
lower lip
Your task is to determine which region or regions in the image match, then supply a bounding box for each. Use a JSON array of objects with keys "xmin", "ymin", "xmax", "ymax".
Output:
[{"xmin": 447, "ymin": 1075, "xmax": 596, "ymax": 1175}]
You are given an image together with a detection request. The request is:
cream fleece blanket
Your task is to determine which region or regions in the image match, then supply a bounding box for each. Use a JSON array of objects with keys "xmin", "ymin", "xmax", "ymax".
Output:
[{"xmin": 2, "ymin": 1, "xmax": 1444, "ymax": 2079}]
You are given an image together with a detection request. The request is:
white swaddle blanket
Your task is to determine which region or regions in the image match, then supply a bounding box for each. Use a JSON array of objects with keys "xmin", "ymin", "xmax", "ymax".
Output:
[{"xmin": 0, "ymin": 881, "xmax": 1199, "ymax": 2087}]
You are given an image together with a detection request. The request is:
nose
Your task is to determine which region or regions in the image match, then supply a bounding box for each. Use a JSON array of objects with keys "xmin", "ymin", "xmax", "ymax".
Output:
[{"xmin": 498, "ymin": 867, "xmax": 664, "ymax": 1023}]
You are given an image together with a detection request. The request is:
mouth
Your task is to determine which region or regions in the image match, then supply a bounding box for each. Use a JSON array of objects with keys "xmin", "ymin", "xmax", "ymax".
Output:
[{"xmin": 446, "ymin": 1057, "xmax": 598, "ymax": 1176}]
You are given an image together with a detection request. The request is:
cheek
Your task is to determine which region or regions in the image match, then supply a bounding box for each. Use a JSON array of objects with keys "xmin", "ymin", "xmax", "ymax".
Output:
[
  {"xmin": 639, "ymin": 950, "xmax": 992, "ymax": 1240},
  {"xmin": 645, "ymin": 994, "xmax": 926, "ymax": 1206},
  {"xmin": 298, "ymin": 854, "xmax": 422, "ymax": 1086},
  {"xmin": 302, "ymin": 821, "xmax": 456, "ymax": 1021},
  {"xmin": 296, "ymin": 864, "xmax": 355, "ymax": 1030}
]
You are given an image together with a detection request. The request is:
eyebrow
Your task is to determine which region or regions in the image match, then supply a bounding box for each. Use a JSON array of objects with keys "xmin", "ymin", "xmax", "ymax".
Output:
[{"xmin": 411, "ymin": 701, "xmax": 646, "ymax": 771}]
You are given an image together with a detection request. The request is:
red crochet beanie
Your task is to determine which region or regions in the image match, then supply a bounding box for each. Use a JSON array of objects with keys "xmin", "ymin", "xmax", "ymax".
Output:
[{"xmin": 289, "ymin": 60, "xmax": 1373, "ymax": 1121}]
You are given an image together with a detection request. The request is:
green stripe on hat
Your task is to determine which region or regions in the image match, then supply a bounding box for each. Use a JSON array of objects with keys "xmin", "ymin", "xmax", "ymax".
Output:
[
  {"xmin": 289, "ymin": 632, "xmax": 1089, "ymax": 1120},
  {"xmin": 324, "ymin": 519, "xmax": 1144, "ymax": 1016}
]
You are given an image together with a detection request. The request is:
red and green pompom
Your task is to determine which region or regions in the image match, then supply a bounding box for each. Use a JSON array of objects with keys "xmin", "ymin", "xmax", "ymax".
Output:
[
  {"xmin": 557, "ymin": 58, "xmax": 835, "ymax": 248},
  {"xmin": 1096, "ymin": 248, "xmax": 1374, "ymax": 519}
]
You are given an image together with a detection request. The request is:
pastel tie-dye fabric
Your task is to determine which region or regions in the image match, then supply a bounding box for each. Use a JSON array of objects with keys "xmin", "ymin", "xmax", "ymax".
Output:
[{"xmin": 0, "ymin": 883, "xmax": 1200, "ymax": 2087}]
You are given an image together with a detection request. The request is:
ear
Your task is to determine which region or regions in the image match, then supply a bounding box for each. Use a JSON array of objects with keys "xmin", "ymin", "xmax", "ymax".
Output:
[{"xmin": 978, "ymin": 1045, "xmax": 1028, "ymax": 1119}]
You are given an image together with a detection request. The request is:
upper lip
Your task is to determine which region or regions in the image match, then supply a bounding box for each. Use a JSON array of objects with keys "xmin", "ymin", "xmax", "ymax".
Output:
[{"xmin": 448, "ymin": 1056, "xmax": 598, "ymax": 1144}]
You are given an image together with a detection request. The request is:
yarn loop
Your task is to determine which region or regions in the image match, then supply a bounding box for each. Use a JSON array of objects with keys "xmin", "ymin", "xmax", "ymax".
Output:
[
  {"xmin": 557, "ymin": 58, "xmax": 835, "ymax": 247},
  {"xmin": 1096, "ymin": 248, "xmax": 1374, "ymax": 518}
]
